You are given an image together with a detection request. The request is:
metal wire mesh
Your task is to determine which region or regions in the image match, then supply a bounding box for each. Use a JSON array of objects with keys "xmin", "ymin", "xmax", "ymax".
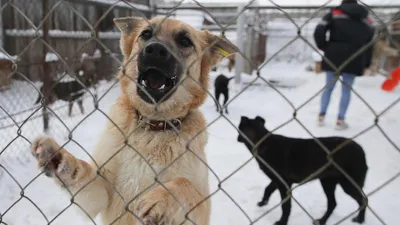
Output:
[{"xmin": 1, "ymin": 0, "xmax": 400, "ymax": 225}]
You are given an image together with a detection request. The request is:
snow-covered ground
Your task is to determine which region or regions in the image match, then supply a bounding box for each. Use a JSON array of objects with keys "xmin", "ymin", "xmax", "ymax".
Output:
[{"xmin": 1, "ymin": 63, "xmax": 400, "ymax": 225}]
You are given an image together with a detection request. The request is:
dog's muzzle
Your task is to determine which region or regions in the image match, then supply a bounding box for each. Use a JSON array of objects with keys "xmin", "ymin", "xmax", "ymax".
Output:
[{"xmin": 137, "ymin": 42, "xmax": 182, "ymax": 104}]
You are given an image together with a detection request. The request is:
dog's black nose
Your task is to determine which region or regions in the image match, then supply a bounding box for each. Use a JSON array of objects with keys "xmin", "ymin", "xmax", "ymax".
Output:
[{"xmin": 143, "ymin": 42, "xmax": 170, "ymax": 61}]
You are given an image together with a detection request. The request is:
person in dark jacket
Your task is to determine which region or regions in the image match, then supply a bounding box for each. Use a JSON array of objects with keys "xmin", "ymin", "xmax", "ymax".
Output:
[{"xmin": 314, "ymin": 0, "xmax": 374, "ymax": 130}]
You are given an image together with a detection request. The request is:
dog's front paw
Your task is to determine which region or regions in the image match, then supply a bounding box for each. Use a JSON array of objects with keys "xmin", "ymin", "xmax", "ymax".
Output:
[
  {"xmin": 137, "ymin": 189, "xmax": 181, "ymax": 225},
  {"xmin": 31, "ymin": 136, "xmax": 63, "ymax": 175},
  {"xmin": 31, "ymin": 136, "xmax": 84, "ymax": 186}
]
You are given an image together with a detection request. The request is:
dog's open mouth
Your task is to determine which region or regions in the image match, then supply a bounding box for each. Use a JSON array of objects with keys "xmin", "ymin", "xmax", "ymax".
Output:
[
  {"xmin": 137, "ymin": 68, "xmax": 180, "ymax": 103},
  {"xmin": 139, "ymin": 68, "xmax": 177, "ymax": 92}
]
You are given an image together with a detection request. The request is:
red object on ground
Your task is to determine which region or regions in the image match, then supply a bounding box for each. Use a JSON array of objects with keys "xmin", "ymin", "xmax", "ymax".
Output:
[
  {"xmin": 391, "ymin": 67, "xmax": 400, "ymax": 81},
  {"xmin": 381, "ymin": 79, "xmax": 399, "ymax": 92}
]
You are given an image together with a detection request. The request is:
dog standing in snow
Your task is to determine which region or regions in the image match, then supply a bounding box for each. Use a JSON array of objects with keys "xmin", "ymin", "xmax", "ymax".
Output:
[
  {"xmin": 30, "ymin": 17, "xmax": 237, "ymax": 225},
  {"xmin": 237, "ymin": 115, "xmax": 368, "ymax": 225},
  {"xmin": 368, "ymin": 36, "xmax": 399, "ymax": 76},
  {"xmin": 214, "ymin": 74, "xmax": 234, "ymax": 114}
]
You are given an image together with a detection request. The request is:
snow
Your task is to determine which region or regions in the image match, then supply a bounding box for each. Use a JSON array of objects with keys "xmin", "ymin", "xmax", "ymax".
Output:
[
  {"xmin": 0, "ymin": 51, "xmax": 18, "ymax": 61},
  {"xmin": 5, "ymin": 29, "xmax": 121, "ymax": 39},
  {"xmin": 312, "ymin": 50, "xmax": 323, "ymax": 62},
  {"xmin": 81, "ymin": 53, "xmax": 89, "ymax": 61},
  {"xmin": 1, "ymin": 62, "xmax": 400, "ymax": 224},
  {"xmin": 45, "ymin": 52, "xmax": 59, "ymax": 62},
  {"xmin": 93, "ymin": 49, "xmax": 102, "ymax": 58}
]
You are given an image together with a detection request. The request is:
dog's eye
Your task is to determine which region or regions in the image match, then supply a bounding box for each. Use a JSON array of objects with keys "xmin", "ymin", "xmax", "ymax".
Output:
[
  {"xmin": 179, "ymin": 36, "xmax": 193, "ymax": 48},
  {"xmin": 140, "ymin": 29, "xmax": 152, "ymax": 41}
]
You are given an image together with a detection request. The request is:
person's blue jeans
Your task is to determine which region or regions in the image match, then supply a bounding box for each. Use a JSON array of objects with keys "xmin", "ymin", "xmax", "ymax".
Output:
[{"xmin": 320, "ymin": 71, "xmax": 356, "ymax": 120}]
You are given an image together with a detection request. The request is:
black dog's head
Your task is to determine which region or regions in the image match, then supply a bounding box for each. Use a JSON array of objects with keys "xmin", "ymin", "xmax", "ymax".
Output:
[{"xmin": 237, "ymin": 115, "xmax": 267, "ymax": 143}]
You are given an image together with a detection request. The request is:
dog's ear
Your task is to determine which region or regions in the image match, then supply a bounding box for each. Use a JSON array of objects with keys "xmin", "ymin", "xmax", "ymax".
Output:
[
  {"xmin": 204, "ymin": 31, "xmax": 238, "ymax": 67},
  {"xmin": 240, "ymin": 116, "xmax": 250, "ymax": 124},
  {"xmin": 114, "ymin": 17, "xmax": 144, "ymax": 35},
  {"xmin": 114, "ymin": 17, "xmax": 145, "ymax": 58},
  {"xmin": 255, "ymin": 116, "xmax": 265, "ymax": 125}
]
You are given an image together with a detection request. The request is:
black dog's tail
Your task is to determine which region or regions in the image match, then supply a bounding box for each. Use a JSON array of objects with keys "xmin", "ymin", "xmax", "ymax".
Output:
[{"xmin": 228, "ymin": 76, "xmax": 235, "ymax": 82}]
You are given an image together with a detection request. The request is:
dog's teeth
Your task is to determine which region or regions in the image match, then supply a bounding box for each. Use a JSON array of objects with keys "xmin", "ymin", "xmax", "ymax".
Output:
[
  {"xmin": 158, "ymin": 84, "xmax": 165, "ymax": 90},
  {"xmin": 141, "ymin": 80, "xmax": 147, "ymax": 87}
]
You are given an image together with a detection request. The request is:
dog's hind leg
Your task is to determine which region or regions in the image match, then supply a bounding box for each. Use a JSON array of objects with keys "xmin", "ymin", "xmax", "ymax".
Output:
[
  {"xmin": 68, "ymin": 102, "xmax": 73, "ymax": 117},
  {"xmin": 339, "ymin": 177, "xmax": 367, "ymax": 224},
  {"xmin": 215, "ymin": 89, "xmax": 221, "ymax": 112},
  {"xmin": 315, "ymin": 178, "xmax": 338, "ymax": 225},
  {"xmin": 78, "ymin": 99, "xmax": 84, "ymax": 115},
  {"xmin": 275, "ymin": 185, "xmax": 292, "ymax": 225},
  {"xmin": 258, "ymin": 181, "xmax": 277, "ymax": 207},
  {"xmin": 223, "ymin": 90, "xmax": 229, "ymax": 114}
]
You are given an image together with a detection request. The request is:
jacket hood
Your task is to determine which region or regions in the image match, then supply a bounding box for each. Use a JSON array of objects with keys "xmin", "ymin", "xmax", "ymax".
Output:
[{"xmin": 339, "ymin": 3, "xmax": 369, "ymax": 20}]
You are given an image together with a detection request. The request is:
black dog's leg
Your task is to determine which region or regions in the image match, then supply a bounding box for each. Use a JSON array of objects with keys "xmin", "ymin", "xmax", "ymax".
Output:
[
  {"xmin": 223, "ymin": 90, "xmax": 229, "ymax": 114},
  {"xmin": 315, "ymin": 178, "xmax": 338, "ymax": 225},
  {"xmin": 258, "ymin": 181, "xmax": 277, "ymax": 207},
  {"xmin": 215, "ymin": 89, "xmax": 221, "ymax": 112},
  {"xmin": 68, "ymin": 102, "xmax": 73, "ymax": 117},
  {"xmin": 275, "ymin": 185, "xmax": 291, "ymax": 225},
  {"xmin": 339, "ymin": 178, "xmax": 367, "ymax": 224},
  {"xmin": 78, "ymin": 99, "xmax": 84, "ymax": 115}
]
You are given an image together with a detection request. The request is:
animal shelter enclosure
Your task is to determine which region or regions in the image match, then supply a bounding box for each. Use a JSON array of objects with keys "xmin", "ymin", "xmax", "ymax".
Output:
[{"xmin": 1, "ymin": 0, "xmax": 400, "ymax": 225}]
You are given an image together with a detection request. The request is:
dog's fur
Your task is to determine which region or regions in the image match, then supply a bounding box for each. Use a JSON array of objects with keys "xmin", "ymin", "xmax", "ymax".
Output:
[
  {"xmin": 369, "ymin": 37, "xmax": 399, "ymax": 76},
  {"xmin": 214, "ymin": 74, "xmax": 233, "ymax": 114},
  {"xmin": 31, "ymin": 17, "xmax": 237, "ymax": 225},
  {"xmin": 227, "ymin": 54, "xmax": 235, "ymax": 72},
  {"xmin": 35, "ymin": 67, "xmax": 97, "ymax": 116},
  {"xmin": 237, "ymin": 116, "xmax": 368, "ymax": 225}
]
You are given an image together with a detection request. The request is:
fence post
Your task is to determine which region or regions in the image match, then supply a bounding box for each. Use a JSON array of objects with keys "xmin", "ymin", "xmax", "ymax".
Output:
[
  {"xmin": 41, "ymin": 0, "xmax": 51, "ymax": 132},
  {"xmin": 0, "ymin": 0, "xmax": 3, "ymax": 49},
  {"xmin": 149, "ymin": 0, "xmax": 157, "ymax": 18},
  {"xmin": 235, "ymin": 5, "xmax": 245, "ymax": 88}
]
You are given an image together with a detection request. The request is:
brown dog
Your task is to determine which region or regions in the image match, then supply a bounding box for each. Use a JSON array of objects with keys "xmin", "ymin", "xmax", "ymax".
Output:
[
  {"xmin": 368, "ymin": 37, "xmax": 399, "ymax": 76},
  {"xmin": 30, "ymin": 17, "xmax": 237, "ymax": 225}
]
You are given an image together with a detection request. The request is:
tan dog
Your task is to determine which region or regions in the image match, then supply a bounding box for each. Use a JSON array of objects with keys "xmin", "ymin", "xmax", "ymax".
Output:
[
  {"xmin": 30, "ymin": 17, "xmax": 237, "ymax": 225},
  {"xmin": 368, "ymin": 38, "xmax": 399, "ymax": 76}
]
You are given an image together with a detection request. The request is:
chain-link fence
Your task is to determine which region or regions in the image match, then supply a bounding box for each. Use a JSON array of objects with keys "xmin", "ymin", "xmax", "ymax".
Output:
[{"xmin": 1, "ymin": 0, "xmax": 400, "ymax": 224}]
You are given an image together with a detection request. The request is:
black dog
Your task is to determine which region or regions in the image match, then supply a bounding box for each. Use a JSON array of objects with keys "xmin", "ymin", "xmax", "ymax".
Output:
[
  {"xmin": 35, "ymin": 72, "xmax": 96, "ymax": 117},
  {"xmin": 214, "ymin": 74, "xmax": 234, "ymax": 114},
  {"xmin": 237, "ymin": 116, "xmax": 368, "ymax": 225}
]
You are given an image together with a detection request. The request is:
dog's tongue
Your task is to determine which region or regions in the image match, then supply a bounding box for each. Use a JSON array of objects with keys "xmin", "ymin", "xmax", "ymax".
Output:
[{"xmin": 146, "ymin": 72, "xmax": 167, "ymax": 89}]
